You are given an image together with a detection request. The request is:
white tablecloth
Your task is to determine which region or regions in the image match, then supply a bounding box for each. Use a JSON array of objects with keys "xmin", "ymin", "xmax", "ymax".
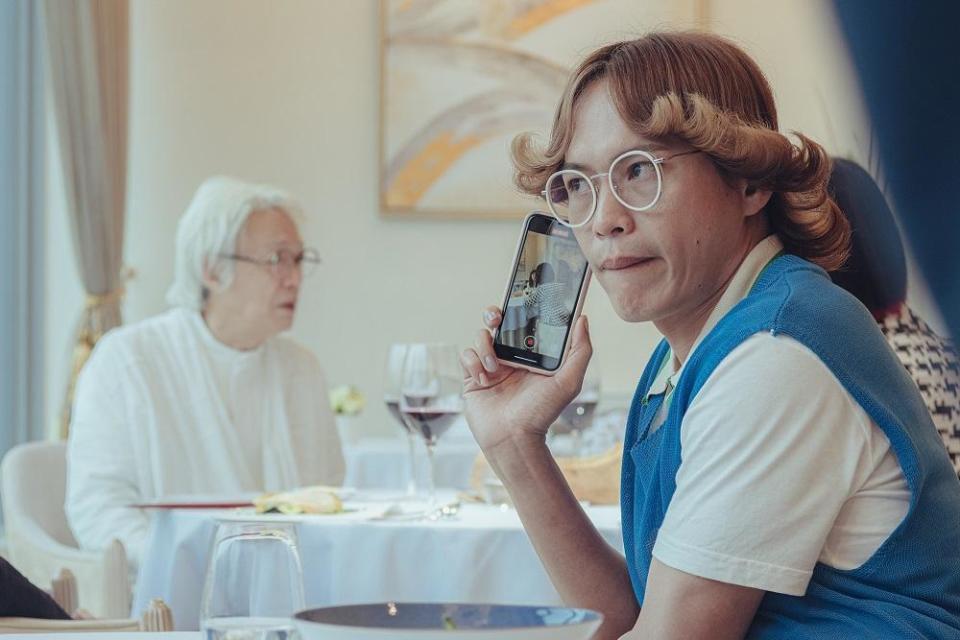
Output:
[
  {"xmin": 133, "ymin": 499, "xmax": 622, "ymax": 631},
  {"xmin": 342, "ymin": 435, "xmax": 481, "ymax": 490},
  {"xmin": 24, "ymin": 635, "xmax": 197, "ymax": 640}
]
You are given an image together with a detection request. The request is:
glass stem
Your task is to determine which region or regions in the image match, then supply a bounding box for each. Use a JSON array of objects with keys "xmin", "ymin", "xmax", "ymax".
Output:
[
  {"xmin": 425, "ymin": 440, "xmax": 437, "ymax": 511},
  {"xmin": 406, "ymin": 432, "xmax": 418, "ymax": 498}
]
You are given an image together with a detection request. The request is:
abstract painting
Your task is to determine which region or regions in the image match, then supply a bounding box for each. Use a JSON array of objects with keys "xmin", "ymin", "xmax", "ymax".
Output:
[{"xmin": 380, "ymin": 0, "xmax": 703, "ymax": 218}]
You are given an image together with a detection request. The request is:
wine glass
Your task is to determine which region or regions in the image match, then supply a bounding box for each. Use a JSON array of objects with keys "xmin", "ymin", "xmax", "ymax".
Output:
[
  {"xmin": 399, "ymin": 343, "xmax": 463, "ymax": 512},
  {"xmin": 200, "ymin": 521, "xmax": 305, "ymax": 640},
  {"xmin": 557, "ymin": 361, "xmax": 601, "ymax": 457},
  {"xmin": 384, "ymin": 343, "xmax": 419, "ymax": 499}
]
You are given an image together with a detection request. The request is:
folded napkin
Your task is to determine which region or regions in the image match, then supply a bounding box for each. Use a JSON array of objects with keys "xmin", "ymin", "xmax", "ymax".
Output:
[{"xmin": 253, "ymin": 485, "xmax": 343, "ymax": 515}]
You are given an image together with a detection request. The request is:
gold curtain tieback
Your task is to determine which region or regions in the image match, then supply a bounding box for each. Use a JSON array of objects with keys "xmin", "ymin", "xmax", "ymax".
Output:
[{"xmin": 85, "ymin": 286, "xmax": 125, "ymax": 309}]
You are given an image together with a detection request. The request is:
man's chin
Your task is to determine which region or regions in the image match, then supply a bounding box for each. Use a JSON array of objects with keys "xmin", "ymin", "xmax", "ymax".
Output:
[
  {"xmin": 273, "ymin": 312, "xmax": 295, "ymax": 333},
  {"xmin": 609, "ymin": 296, "xmax": 659, "ymax": 323}
]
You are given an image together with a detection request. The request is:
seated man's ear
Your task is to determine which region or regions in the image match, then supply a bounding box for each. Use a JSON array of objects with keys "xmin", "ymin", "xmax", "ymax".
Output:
[{"xmin": 201, "ymin": 258, "xmax": 222, "ymax": 291}]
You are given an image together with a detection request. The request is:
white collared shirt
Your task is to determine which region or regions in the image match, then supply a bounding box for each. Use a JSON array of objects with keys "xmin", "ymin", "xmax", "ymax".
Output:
[
  {"xmin": 648, "ymin": 236, "xmax": 910, "ymax": 596},
  {"xmin": 646, "ymin": 235, "xmax": 785, "ymax": 432}
]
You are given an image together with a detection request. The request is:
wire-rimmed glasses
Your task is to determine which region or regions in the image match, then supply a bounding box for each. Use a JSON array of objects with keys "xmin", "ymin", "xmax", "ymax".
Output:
[
  {"xmin": 220, "ymin": 248, "xmax": 322, "ymax": 278},
  {"xmin": 542, "ymin": 149, "xmax": 700, "ymax": 228}
]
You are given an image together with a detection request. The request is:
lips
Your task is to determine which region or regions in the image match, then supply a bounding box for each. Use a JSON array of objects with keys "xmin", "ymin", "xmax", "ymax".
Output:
[{"xmin": 599, "ymin": 256, "xmax": 654, "ymax": 271}]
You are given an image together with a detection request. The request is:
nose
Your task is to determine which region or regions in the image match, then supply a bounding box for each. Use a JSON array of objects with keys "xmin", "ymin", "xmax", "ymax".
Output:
[
  {"xmin": 591, "ymin": 178, "xmax": 635, "ymax": 238},
  {"xmin": 281, "ymin": 263, "xmax": 302, "ymax": 289}
]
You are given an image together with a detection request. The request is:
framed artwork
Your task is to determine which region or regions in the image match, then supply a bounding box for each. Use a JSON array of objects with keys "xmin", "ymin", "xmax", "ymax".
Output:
[{"xmin": 380, "ymin": 0, "xmax": 705, "ymax": 219}]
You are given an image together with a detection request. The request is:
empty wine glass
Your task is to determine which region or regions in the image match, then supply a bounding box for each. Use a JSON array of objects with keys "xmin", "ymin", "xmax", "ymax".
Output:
[
  {"xmin": 399, "ymin": 343, "xmax": 463, "ymax": 512},
  {"xmin": 200, "ymin": 521, "xmax": 305, "ymax": 640},
  {"xmin": 384, "ymin": 343, "xmax": 420, "ymax": 499},
  {"xmin": 558, "ymin": 361, "xmax": 601, "ymax": 457}
]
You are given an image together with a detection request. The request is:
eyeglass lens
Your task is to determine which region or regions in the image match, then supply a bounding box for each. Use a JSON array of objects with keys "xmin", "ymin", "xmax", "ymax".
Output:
[{"xmin": 546, "ymin": 152, "xmax": 660, "ymax": 225}]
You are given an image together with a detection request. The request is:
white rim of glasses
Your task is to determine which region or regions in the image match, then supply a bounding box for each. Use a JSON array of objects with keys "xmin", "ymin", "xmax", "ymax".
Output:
[{"xmin": 543, "ymin": 149, "xmax": 664, "ymax": 228}]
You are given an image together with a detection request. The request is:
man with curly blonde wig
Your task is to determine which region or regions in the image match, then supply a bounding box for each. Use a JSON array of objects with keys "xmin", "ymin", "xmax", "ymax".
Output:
[{"xmin": 461, "ymin": 32, "xmax": 960, "ymax": 639}]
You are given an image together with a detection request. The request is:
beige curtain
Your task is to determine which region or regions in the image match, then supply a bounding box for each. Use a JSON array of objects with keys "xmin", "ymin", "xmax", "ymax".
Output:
[{"xmin": 42, "ymin": 0, "xmax": 129, "ymax": 438}]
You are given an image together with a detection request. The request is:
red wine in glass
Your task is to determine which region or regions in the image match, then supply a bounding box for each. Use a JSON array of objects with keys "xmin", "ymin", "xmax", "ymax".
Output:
[
  {"xmin": 384, "ymin": 398, "xmax": 414, "ymax": 435},
  {"xmin": 401, "ymin": 407, "xmax": 460, "ymax": 446}
]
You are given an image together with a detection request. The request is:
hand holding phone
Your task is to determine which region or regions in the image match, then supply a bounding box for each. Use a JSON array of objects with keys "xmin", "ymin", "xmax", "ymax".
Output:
[
  {"xmin": 459, "ymin": 211, "xmax": 594, "ymax": 455},
  {"xmin": 460, "ymin": 307, "xmax": 593, "ymax": 455}
]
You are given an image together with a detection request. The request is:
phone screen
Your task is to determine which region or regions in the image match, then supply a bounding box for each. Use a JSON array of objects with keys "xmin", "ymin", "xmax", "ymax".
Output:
[{"xmin": 494, "ymin": 213, "xmax": 590, "ymax": 372}]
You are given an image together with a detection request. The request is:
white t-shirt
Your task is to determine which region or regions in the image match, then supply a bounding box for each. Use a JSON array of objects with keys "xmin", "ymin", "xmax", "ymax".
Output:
[{"xmin": 647, "ymin": 236, "xmax": 910, "ymax": 596}]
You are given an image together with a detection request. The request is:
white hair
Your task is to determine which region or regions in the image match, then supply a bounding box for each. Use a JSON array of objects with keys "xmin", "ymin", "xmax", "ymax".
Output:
[{"xmin": 166, "ymin": 176, "xmax": 303, "ymax": 310}]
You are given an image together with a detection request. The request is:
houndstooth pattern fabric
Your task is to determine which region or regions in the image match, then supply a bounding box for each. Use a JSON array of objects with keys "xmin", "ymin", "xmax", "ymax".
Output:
[{"xmin": 881, "ymin": 305, "xmax": 960, "ymax": 476}]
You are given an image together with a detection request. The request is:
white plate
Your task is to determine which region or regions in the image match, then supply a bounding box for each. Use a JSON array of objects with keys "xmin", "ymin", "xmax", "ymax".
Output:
[{"xmin": 213, "ymin": 505, "xmax": 375, "ymax": 523}]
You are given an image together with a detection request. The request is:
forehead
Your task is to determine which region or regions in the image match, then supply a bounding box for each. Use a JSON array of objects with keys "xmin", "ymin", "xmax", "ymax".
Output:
[
  {"xmin": 237, "ymin": 208, "xmax": 301, "ymax": 249},
  {"xmin": 564, "ymin": 81, "xmax": 666, "ymax": 171}
]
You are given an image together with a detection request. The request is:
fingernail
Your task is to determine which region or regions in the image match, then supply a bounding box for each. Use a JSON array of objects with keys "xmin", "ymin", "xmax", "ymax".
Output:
[
  {"xmin": 483, "ymin": 311, "xmax": 495, "ymax": 324},
  {"xmin": 483, "ymin": 356, "xmax": 498, "ymax": 372},
  {"xmin": 479, "ymin": 373, "xmax": 489, "ymax": 386}
]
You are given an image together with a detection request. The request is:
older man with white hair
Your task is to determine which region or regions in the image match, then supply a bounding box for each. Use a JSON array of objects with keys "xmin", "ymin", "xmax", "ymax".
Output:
[{"xmin": 65, "ymin": 176, "xmax": 344, "ymax": 567}]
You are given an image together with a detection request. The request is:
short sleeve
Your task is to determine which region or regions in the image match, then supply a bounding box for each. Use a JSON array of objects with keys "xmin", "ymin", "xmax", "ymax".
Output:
[{"xmin": 652, "ymin": 333, "xmax": 875, "ymax": 595}]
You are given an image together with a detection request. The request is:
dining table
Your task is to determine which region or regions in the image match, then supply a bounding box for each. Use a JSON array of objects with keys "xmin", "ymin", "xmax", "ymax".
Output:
[
  {"xmin": 341, "ymin": 418, "xmax": 481, "ymax": 490},
  {"xmin": 23, "ymin": 636, "xmax": 198, "ymax": 640},
  {"xmin": 132, "ymin": 493, "xmax": 623, "ymax": 631}
]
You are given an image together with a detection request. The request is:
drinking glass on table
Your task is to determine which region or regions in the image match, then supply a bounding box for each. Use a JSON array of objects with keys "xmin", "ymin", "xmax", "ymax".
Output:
[
  {"xmin": 557, "ymin": 361, "xmax": 600, "ymax": 457},
  {"xmin": 384, "ymin": 343, "xmax": 420, "ymax": 499},
  {"xmin": 200, "ymin": 521, "xmax": 305, "ymax": 640},
  {"xmin": 399, "ymin": 343, "xmax": 463, "ymax": 512}
]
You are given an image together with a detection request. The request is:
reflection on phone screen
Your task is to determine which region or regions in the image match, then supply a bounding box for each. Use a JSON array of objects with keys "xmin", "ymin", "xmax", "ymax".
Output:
[{"xmin": 498, "ymin": 222, "xmax": 588, "ymax": 361}]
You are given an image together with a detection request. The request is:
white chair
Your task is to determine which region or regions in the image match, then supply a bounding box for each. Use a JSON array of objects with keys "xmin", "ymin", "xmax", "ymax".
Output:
[{"xmin": 0, "ymin": 441, "xmax": 131, "ymax": 618}]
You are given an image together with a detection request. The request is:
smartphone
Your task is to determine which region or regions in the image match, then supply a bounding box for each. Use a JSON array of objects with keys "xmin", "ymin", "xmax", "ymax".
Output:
[{"xmin": 493, "ymin": 211, "xmax": 591, "ymax": 375}]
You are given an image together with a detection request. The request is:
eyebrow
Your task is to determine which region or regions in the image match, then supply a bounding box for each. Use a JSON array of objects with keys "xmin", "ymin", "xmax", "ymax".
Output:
[
  {"xmin": 256, "ymin": 240, "xmax": 304, "ymax": 253},
  {"xmin": 561, "ymin": 144, "xmax": 670, "ymax": 172}
]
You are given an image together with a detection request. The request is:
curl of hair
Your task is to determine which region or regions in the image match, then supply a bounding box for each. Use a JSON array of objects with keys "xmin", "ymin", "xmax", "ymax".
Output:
[{"xmin": 513, "ymin": 32, "xmax": 850, "ymax": 271}]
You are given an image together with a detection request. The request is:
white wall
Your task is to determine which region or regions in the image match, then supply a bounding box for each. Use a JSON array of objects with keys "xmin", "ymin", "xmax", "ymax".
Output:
[{"xmin": 43, "ymin": 0, "xmax": 941, "ymax": 437}]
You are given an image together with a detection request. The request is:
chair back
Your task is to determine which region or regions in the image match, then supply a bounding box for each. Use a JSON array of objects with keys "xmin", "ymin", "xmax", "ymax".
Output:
[
  {"xmin": 0, "ymin": 441, "xmax": 131, "ymax": 618},
  {"xmin": 828, "ymin": 157, "xmax": 907, "ymax": 317},
  {"xmin": 1, "ymin": 441, "xmax": 76, "ymax": 548}
]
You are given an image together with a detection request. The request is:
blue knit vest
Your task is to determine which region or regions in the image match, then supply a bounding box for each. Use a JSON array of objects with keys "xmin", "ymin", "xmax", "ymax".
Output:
[{"xmin": 621, "ymin": 254, "xmax": 960, "ymax": 637}]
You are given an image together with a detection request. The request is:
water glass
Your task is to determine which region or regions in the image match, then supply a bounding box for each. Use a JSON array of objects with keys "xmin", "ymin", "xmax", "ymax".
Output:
[
  {"xmin": 399, "ymin": 343, "xmax": 463, "ymax": 512},
  {"xmin": 384, "ymin": 343, "xmax": 421, "ymax": 499},
  {"xmin": 201, "ymin": 520, "xmax": 305, "ymax": 640}
]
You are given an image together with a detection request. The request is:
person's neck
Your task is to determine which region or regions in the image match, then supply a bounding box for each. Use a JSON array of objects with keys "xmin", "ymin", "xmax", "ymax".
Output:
[
  {"xmin": 655, "ymin": 228, "xmax": 769, "ymax": 370},
  {"xmin": 201, "ymin": 307, "xmax": 265, "ymax": 351},
  {"xmin": 655, "ymin": 280, "xmax": 729, "ymax": 371}
]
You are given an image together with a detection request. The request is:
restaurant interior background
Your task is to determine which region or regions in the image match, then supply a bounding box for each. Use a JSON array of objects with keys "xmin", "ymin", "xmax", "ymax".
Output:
[{"xmin": 6, "ymin": 0, "xmax": 948, "ymax": 456}]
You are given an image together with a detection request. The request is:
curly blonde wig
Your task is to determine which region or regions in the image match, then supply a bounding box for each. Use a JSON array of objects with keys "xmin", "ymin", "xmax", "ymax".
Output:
[{"xmin": 513, "ymin": 31, "xmax": 849, "ymax": 271}]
